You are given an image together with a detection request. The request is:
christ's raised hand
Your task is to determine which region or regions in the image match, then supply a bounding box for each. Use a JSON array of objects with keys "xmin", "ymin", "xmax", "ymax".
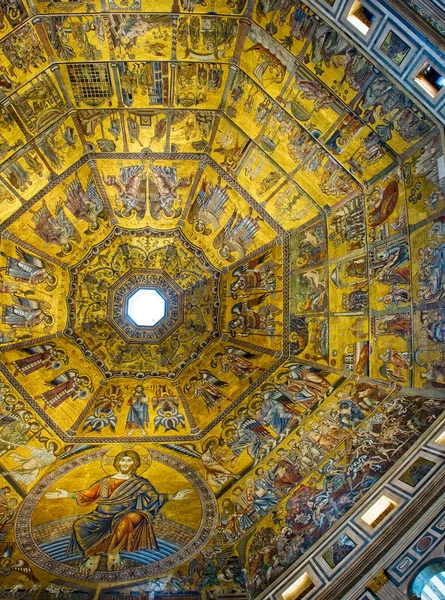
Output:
[
  {"xmin": 45, "ymin": 488, "xmax": 70, "ymax": 499},
  {"xmin": 171, "ymin": 488, "xmax": 193, "ymax": 500}
]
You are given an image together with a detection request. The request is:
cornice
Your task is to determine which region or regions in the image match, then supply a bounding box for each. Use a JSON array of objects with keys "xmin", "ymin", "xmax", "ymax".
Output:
[
  {"xmin": 318, "ymin": 467, "xmax": 445, "ymax": 600},
  {"xmin": 385, "ymin": 0, "xmax": 445, "ymax": 51}
]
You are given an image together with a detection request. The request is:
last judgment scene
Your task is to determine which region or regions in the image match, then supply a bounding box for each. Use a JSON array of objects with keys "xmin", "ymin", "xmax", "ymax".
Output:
[{"xmin": 0, "ymin": 0, "xmax": 444, "ymax": 598}]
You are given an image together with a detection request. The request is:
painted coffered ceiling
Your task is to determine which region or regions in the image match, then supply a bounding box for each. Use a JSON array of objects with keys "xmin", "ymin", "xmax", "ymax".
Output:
[{"xmin": 0, "ymin": 0, "xmax": 444, "ymax": 597}]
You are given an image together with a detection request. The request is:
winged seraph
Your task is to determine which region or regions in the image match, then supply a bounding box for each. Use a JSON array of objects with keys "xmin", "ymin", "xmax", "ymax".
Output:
[
  {"xmin": 65, "ymin": 175, "xmax": 104, "ymax": 231},
  {"xmin": 237, "ymin": 416, "xmax": 271, "ymax": 438},
  {"xmin": 11, "ymin": 343, "xmax": 67, "ymax": 376},
  {"xmin": 229, "ymin": 294, "xmax": 281, "ymax": 339},
  {"xmin": 187, "ymin": 178, "xmax": 230, "ymax": 235},
  {"xmin": 31, "ymin": 201, "xmax": 62, "ymax": 246},
  {"xmin": 148, "ymin": 164, "xmax": 192, "ymax": 220},
  {"xmin": 230, "ymin": 251, "xmax": 281, "ymax": 298},
  {"xmin": 231, "ymin": 293, "xmax": 268, "ymax": 317},
  {"xmin": 40, "ymin": 369, "xmax": 93, "ymax": 409},
  {"xmin": 185, "ymin": 370, "xmax": 229, "ymax": 410},
  {"xmin": 104, "ymin": 165, "xmax": 147, "ymax": 220},
  {"xmin": 55, "ymin": 201, "xmax": 81, "ymax": 243},
  {"xmin": 213, "ymin": 207, "xmax": 261, "ymax": 262},
  {"xmin": 82, "ymin": 385, "xmax": 124, "ymax": 433},
  {"xmin": 82, "ymin": 407, "xmax": 117, "ymax": 433},
  {"xmin": 211, "ymin": 346, "xmax": 257, "ymax": 379},
  {"xmin": 31, "ymin": 201, "xmax": 80, "ymax": 255}
]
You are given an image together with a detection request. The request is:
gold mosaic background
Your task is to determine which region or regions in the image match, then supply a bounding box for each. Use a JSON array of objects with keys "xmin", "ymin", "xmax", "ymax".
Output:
[{"xmin": 0, "ymin": 0, "xmax": 443, "ymax": 596}]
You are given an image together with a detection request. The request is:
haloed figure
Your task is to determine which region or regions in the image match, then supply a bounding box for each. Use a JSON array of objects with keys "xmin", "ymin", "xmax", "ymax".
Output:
[
  {"xmin": 45, "ymin": 450, "xmax": 192, "ymax": 575},
  {"xmin": 126, "ymin": 385, "xmax": 149, "ymax": 437}
]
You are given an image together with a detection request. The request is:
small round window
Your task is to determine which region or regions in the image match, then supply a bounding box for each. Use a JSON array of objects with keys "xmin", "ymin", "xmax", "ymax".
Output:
[{"xmin": 410, "ymin": 561, "xmax": 445, "ymax": 600}]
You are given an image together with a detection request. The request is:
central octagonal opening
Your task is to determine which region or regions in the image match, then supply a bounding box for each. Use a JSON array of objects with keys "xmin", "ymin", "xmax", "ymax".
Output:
[{"xmin": 127, "ymin": 288, "xmax": 166, "ymax": 327}]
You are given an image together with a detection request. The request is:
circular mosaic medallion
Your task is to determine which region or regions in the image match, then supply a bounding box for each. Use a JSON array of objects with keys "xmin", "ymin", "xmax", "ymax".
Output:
[{"xmin": 15, "ymin": 448, "xmax": 218, "ymax": 583}]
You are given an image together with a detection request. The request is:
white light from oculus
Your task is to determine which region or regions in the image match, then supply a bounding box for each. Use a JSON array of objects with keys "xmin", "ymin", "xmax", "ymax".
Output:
[{"xmin": 127, "ymin": 289, "xmax": 166, "ymax": 326}]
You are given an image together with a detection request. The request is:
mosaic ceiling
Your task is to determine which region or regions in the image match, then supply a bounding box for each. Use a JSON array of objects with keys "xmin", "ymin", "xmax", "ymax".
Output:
[{"xmin": 0, "ymin": 0, "xmax": 444, "ymax": 597}]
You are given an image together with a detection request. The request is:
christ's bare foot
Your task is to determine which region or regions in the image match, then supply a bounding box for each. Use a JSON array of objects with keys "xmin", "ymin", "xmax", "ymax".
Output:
[
  {"xmin": 79, "ymin": 555, "xmax": 100, "ymax": 576},
  {"xmin": 107, "ymin": 552, "xmax": 125, "ymax": 571}
]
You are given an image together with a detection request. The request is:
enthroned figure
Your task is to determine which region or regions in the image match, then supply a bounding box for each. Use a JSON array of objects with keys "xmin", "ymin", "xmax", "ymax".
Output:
[{"xmin": 45, "ymin": 450, "xmax": 192, "ymax": 574}]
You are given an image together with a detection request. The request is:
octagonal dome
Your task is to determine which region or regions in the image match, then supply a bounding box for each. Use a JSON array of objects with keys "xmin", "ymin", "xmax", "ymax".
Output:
[{"xmin": 0, "ymin": 3, "xmax": 444, "ymax": 599}]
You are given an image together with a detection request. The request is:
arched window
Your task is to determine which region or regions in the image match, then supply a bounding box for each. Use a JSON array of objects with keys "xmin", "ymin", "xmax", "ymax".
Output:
[{"xmin": 409, "ymin": 561, "xmax": 445, "ymax": 600}]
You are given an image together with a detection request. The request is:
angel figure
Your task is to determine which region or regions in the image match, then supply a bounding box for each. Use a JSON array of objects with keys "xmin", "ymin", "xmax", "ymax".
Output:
[
  {"xmin": 30, "ymin": 201, "xmax": 80, "ymax": 256},
  {"xmin": 2, "ymin": 295, "xmax": 53, "ymax": 330},
  {"xmin": 187, "ymin": 177, "xmax": 230, "ymax": 235},
  {"xmin": 5, "ymin": 441, "xmax": 58, "ymax": 487},
  {"xmin": 213, "ymin": 208, "xmax": 261, "ymax": 262},
  {"xmin": 252, "ymin": 387, "xmax": 305, "ymax": 435},
  {"xmin": 229, "ymin": 294, "xmax": 282, "ymax": 339},
  {"xmin": 39, "ymin": 370, "xmax": 93, "ymax": 409},
  {"xmin": 230, "ymin": 251, "xmax": 280, "ymax": 298},
  {"xmin": 165, "ymin": 438, "xmax": 237, "ymax": 488},
  {"xmin": 185, "ymin": 370, "xmax": 229, "ymax": 410},
  {"xmin": 93, "ymin": 384, "xmax": 125, "ymax": 413},
  {"xmin": 211, "ymin": 346, "xmax": 258, "ymax": 380},
  {"xmin": 5, "ymin": 440, "xmax": 94, "ymax": 489},
  {"xmin": 103, "ymin": 165, "xmax": 147, "ymax": 220},
  {"xmin": 148, "ymin": 164, "xmax": 192, "ymax": 220},
  {"xmin": 0, "ymin": 247, "xmax": 57, "ymax": 289},
  {"xmin": 223, "ymin": 408, "xmax": 274, "ymax": 461},
  {"xmin": 274, "ymin": 363, "xmax": 333, "ymax": 406},
  {"xmin": 11, "ymin": 343, "xmax": 67, "ymax": 376},
  {"xmin": 64, "ymin": 175, "xmax": 105, "ymax": 232}
]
